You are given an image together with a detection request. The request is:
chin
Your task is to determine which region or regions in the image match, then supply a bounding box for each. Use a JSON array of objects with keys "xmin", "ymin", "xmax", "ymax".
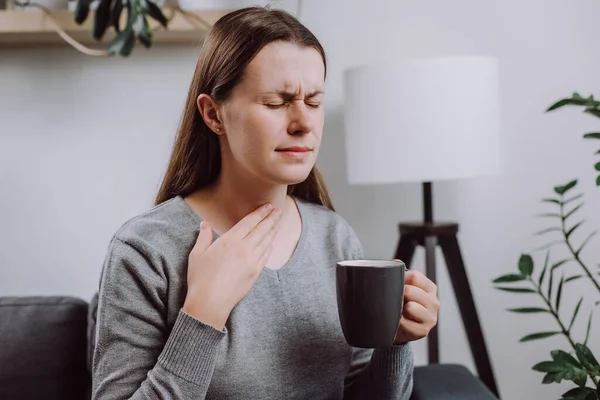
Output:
[{"xmin": 268, "ymin": 165, "xmax": 313, "ymax": 186}]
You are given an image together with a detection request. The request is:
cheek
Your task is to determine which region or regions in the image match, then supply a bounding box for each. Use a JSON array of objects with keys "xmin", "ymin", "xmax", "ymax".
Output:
[
  {"xmin": 313, "ymin": 110, "xmax": 325, "ymax": 142},
  {"xmin": 229, "ymin": 108, "xmax": 278, "ymax": 156}
]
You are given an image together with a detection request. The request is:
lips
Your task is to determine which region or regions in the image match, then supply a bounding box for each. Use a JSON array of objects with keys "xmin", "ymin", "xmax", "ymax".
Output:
[{"xmin": 276, "ymin": 146, "xmax": 312, "ymax": 152}]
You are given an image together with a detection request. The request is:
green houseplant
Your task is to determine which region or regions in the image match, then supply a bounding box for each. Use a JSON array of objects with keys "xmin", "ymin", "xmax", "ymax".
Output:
[
  {"xmin": 73, "ymin": 0, "xmax": 169, "ymax": 56},
  {"xmin": 493, "ymin": 93, "xmax": 600, "ymax": 400}
]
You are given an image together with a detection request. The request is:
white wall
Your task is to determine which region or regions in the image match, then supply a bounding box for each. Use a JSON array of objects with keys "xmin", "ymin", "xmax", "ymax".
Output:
[{"xmin": 2, "ymin": 1, "xmax": 600, "ymax": 399}]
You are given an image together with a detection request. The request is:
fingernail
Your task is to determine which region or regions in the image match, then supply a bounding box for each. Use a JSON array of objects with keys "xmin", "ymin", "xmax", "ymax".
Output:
[
  {"xmin": 264, "ymin": 203, "xmax": 273, "ymax": 211},
  {"xmin": 200, "ymin": 221, "xmax": 207, "ymax": 231}
]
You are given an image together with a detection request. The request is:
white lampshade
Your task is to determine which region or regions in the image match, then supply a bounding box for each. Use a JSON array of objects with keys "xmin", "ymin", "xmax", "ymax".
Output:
[{"xmin": 342, "ymin": 56, "xmax": 502, "ymax": 185}]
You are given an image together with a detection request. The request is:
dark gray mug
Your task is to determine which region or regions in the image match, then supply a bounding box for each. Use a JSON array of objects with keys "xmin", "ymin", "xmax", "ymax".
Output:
[{"xmin": 336, "ymin": 259, "xmax": 405, "ymax": 348}]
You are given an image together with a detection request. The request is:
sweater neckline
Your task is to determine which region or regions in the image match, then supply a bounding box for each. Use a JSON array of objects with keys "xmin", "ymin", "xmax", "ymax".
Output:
[{"xmin": 174, "ymin": 195, "xmax": 308, "ymax": 281}]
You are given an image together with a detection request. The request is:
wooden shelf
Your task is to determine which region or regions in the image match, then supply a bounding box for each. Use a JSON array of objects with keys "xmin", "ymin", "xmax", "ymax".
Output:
[{"xmin": 0, "ymin": 8, "xmax": 231, "ymax": 48}]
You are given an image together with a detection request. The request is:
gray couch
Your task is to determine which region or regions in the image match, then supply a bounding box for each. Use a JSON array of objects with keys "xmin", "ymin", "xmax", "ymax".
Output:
[{"xmin": 0, "ymin": 296, "xmax": 498, "ymax": 400}]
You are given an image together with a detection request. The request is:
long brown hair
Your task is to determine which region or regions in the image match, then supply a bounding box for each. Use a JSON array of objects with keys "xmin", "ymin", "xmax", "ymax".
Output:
[{"xmin": 155, "ymin": 6, "xmax": 334, "ymax": 210}]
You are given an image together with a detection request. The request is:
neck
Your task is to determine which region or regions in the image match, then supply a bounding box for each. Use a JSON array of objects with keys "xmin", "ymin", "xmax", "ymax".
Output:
[{"xmin": 202, "ymin": 163, "xmax": 289, "ymax": 232}]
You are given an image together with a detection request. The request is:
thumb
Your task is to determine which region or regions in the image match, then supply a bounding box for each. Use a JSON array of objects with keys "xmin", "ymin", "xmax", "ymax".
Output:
[{"xmin": 195, "ymin": 221, "xmax": 213, "ymax": 251}]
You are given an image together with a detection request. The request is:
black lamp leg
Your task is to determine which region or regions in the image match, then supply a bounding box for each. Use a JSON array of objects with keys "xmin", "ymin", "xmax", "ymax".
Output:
[
  {"xmin": 423, "ymin": 182, "xmax": 433, "ymax": 224},
  {"xmin": 392, "ymin": 181, "xmax": 499, "ymax": 397},
  {"xmin": 438, "ymin": 235, "xmax": 499, "ymax": 397},
  {"xmin": 422, "ymin": 181, "xmax": 439, "ymax": 364}
]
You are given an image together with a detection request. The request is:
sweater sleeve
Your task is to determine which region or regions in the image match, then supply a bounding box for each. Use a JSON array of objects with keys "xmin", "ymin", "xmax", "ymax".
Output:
[
  {"xmin": 343, "ymin": 345, "xmax": 414, "ymax": 400},
  {"xmin": 341, "ymin": 223, "xmax": 415, "ymax": 399},
  {"xmin": 91, "ymin": 237, "xmax": 226, "ymax": 399}
]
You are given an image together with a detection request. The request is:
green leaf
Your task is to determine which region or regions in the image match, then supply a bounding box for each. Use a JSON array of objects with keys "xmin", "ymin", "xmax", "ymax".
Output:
[
  {"xmin": 584, "ymin": 307, "xmax": 595, "ymax": 346},
  {"xmin": 585, "ymin": 108, "xmax": 600, "ymax": 118},
  {"xmin": 568, "ymin": 297, "xmax": 584, "ymax": 332},
  {"xmin": 547, "ymin": 96, "xmax": 588, "ymax": 111},
  {"xmin": 564, "ymin": 203, "xmax": 584, "ymax": 221},
  {"xmin": 519, "ymin": 254, "xmax": 534, "ymax": 276},
  {"xmin": 493, "ymin": 273, "xmax": 526, "ymax": 283},
  {"xmin": 548, "ymin": 262, "xmax": 556, "ymax": 300},
  {"xmin": 134, "ymin": 13, "xmax": 152, "ymax": 49},
  {"xmin": 539, "ymin": 251, "xmax": 550, "ymax": 287},
  {"xmin": 537, "ymin": 212, "xmax": 562, "ymax": 218},
  {"xmin": 555, "ymin": 180, "xmax": 578, "ymax": 195},
  {"xmin": 536, "ymin": 227, "xmax": 562, "ymax": 236},
  {"xmin": 583, "ymin": 133, "xmax": 600, "ymax": 139},
  {"xmin": 92, "ymin": 0, "xmax": 112, "ymax": 40},
  {"xmin": 566, "ymin": 275, "xmax": 584, "ymax": 283},
  {"xmin": 567, "ymin": 221, "xmax": 585, "ymax": 239},
  {"xmin": 533, "ymin": 360, "xmax": 560, "ymax": 372},
  {"xmin": 534, "ymin": 353, "xmax": 590, "ymax": 388},
  {"xmin": 108, "ymin": 25, "xmax": 136, "ymax": 57},
  {"xmin": 547, "ymin": 99, "xmax": 574, "ymax": 111},
  {"xmin": 74, "ymin": 0, "xmax": 91, "ymax": 24},
  {"xmin": 542, "ymin": 371, "xmax": 560, "ymax": 384},
  {"xmin": 595, "ymin": 161, "xmax": 600, "ymax": 172},
  {"xmin": 110, "ymin": 0, "xmax": 124, "ymax": 32},
  {"xmin": 507, "ymin": 307, "xmax": 549, "ymax": 313},
  {"xmin": 552, "ymin": 259, "xmax": 572, "ymax": 270},
  {"xmin": 145, "ymin": 0, "xmax": 168, "ymax": 28},
  {"xmin": 553, "ymin": 352, "xmax": 589, "ymax": 388},
  {"xmin": 495, "ymin": 286, "xmax": 537, "ymax": 293},
  {"xmin": 553, "ymin": 350, "xmax": 582, "ymax": 367},
  {"xmin": 543, "ymin": 198, "xmax": 561, "ymax": 205},
  {"xmin": 596, "ymin": 175, "xmax": 600, "ymax": 186},
  {"xmin": 565, "ymin": 194, "xmax": 584, "ymax": 205},
  {"xmin": 576, "ymin": 231, "xmax": 597, "ymax": 256},
  {"xmin": 562, "ymin": 387, "xmax": 597, "ymax": 400},
  {"xmin": 555, "ymin": 274, "xmax": 565, "ymax": 311},
  {"xmin": 520, "ymin": 331, "xmax": 561, "ymax": 342},
  {"xmin": 575, "ymin": 343, "xmax": 600, "ymax": 371}
]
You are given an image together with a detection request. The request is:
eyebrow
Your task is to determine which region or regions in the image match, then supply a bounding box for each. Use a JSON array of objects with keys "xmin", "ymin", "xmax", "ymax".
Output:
[{"xmin": 261, "ymin": 90, "xmax": 324, "ymax": 100}]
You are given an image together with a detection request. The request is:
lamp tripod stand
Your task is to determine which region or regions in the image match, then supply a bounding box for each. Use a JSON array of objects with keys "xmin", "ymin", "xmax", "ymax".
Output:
[{"xmin": 394, "ymin": 182, "xmax": 499, "ymax": 397}]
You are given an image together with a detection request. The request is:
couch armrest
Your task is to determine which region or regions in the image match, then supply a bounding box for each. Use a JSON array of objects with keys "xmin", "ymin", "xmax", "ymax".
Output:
[
  {"xmin": 0, "ymin": 296, "xmax": 91, "ymax": 400},
  {"xmin": 411, "ymin": 364, "xmax": 498, "ymax": 400}
]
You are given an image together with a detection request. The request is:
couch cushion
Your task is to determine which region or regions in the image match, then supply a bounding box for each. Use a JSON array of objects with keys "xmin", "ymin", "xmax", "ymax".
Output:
[
  {"xmin": 411, "ymin": 364, "xmax": 498, "ymax": 400},
  {"xmin": 0, "ymin": 296, "xmax": 91, "ymax": 400}
]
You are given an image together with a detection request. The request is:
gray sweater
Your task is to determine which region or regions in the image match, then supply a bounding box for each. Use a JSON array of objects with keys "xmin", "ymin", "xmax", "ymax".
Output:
[{"xmin": 91, "ymin": 195, "xmax": 414, "ymax": 399}]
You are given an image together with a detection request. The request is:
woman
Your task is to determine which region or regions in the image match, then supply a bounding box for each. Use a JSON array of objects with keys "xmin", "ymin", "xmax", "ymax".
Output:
[{"xmin": 92, "ymin": 6, "xmax": 440, "ymax": 400}]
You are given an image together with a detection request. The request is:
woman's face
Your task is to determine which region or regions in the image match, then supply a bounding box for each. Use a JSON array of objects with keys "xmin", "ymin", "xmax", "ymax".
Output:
[{"xmin": 216, "ymin": 41, "xmax": 326, "ymax": 186}]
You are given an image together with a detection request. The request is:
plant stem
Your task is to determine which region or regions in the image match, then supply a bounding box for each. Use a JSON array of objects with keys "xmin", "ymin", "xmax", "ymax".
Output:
[
  {"xmin": 559, "ymin": 200, "xmax": 600, "ymax": 293},
  {"xmin": 529, "ymin": 278, "xmax": 599, "ymax": 388}
]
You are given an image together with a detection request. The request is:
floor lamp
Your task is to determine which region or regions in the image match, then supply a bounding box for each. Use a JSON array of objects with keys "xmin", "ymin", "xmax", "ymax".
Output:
[{"xmin": 343, "ymin": 56, "xmax": 502, "ymax": 397}]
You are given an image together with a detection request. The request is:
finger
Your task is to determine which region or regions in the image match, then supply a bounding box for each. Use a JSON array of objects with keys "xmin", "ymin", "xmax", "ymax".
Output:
[
  {"xmin": 194, "ymin": 221, "xmax": 213, "ymax": 252},
  {"xmin": 402, "ymin": 300, "xmax": 430, "ymax": 323},
  {"xmin": 229, "ymin": 203, "xmax": 275, "ymax": 239},
  {"xmin": 246, "ymin": 208, "xmax": 283, "ymax": 247},
  {"xmin": 256, "ymin": 235, "xmax": 274, "ymax": 269},
  {"xmin": 404, "ymin": 284, "xmax": 440, "ymax": 311},
  {"xmin": 405, "ymin": 270, "xmax": 437, "ymax": 295},
  {"xmin": 255, "ymin": 225, "xmax": 277, "ymax": 261},
  {"xmin": 399, "ymin": 316, "xmax": 429, "ymax": 339}
]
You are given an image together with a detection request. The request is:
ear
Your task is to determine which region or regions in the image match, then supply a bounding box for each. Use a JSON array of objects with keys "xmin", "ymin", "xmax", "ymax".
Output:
[{"xmin": 197, "ymin": 94, "xmax": 225, "ymax": 135}]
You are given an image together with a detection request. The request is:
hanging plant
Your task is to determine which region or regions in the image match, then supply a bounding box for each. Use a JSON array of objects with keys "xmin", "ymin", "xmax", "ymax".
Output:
[{"xmin": 73, "ymin": 0, "xmax": 169, "ymax": 56}]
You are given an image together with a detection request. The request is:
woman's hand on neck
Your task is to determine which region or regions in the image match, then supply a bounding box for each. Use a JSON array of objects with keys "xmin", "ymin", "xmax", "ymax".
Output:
[{"xmin": 188, "ymin": 168, "xmax": 291, "ymax": 236}]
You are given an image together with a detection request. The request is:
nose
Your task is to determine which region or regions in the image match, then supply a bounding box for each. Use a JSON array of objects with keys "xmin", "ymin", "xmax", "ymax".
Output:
[{"xmin": 287, "ymin": 101, "xmax": 314, "ymax": 135}]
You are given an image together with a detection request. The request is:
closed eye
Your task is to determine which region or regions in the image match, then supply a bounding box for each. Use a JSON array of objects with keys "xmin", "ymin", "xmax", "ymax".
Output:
[
  {"xmin": 264, "ymin": 101, "xmax": 321, "ymax": 109},
  {"xmin": 265, "ymin": 103, "xmax": 286, "ymax": 109}
]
